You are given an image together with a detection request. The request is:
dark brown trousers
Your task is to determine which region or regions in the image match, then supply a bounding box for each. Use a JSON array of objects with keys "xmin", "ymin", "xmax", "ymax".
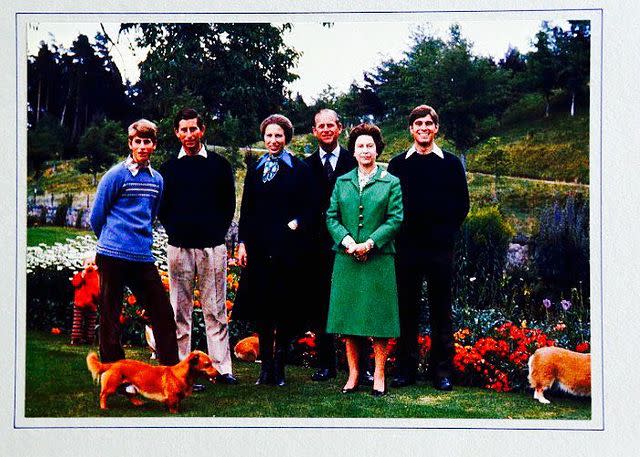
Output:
[{"xmin": 96, "ymin": 254, "xmax": 179, "ymax": 365}]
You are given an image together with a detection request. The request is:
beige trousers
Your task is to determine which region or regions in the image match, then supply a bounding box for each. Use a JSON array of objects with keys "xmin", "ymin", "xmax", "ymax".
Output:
[{"xmin": 167, "ymin": 244, "xmax": 232, "ymax": 374}]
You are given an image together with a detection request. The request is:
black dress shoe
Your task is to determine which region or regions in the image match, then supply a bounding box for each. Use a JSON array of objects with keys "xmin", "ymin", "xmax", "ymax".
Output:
[
  {"xmin": 391, "ymin": 375, "xmax": 416, "ymax": 388},
  {"xmin": 341, "ymin": 383, "xmax": 359, "ymax": 394},
  {"xmin": 216, "ymin": 373, "xmax": 238, "ymax": 385},
  {"xmin": 275, "ymin": 376, "xmax": 286, "ymax": 387},
  {"xmin": 192, "ymin": 383, "xmax": 206, "ymax": 392},
  {"xmin": 359, "ymin": 371, "xmax": 374, "ymax": 386},
  {"xmin": 311, "ymin": 368, "xmax": 337, "ymax": 381},
  {"xmin": 371, "ymin": 381, "xmax": 387, "ymax": 397},
  {"xmin": 255, "ymin": 367, "xmax": 275, "ymax": 385},
  {"xmin": 433, "ymin": 376, "xmax": 453, "ymax": 391}
]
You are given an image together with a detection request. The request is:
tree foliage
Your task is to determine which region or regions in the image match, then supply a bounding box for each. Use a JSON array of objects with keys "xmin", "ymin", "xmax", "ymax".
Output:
[
  {"xmin": 121, "ymin": 23, "xmax": 300, "ymax": 145},
  {"xmin": 27, "ymin": 33, "xmax": 132, "ymax": 160},
  {"xmin": 77, "ymin": 119, "xmax": 127, "ymax": 181}
]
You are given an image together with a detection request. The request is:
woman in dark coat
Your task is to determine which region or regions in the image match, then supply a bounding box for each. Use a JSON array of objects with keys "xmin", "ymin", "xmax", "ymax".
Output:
[{"xmin": 234, "ymin": 114, "xmax": 312, "ymax": 386}]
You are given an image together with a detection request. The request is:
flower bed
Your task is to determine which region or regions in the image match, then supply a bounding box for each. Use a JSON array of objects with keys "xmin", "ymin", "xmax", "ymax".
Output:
[{"xmin": 26, "ymin": 224, "xmax": 590, "ymax": 393}]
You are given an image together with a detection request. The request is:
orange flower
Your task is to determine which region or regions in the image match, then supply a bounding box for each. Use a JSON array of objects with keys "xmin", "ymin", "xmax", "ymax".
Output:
[
  {"xmin": 194, "ymin": 289, "xmax": 201, "ymax": 298},
  {"xmin": 225, "ymin": 299, "xmax": 234, "ymax": 310},
  {"xmin": 127, "ymin": 294, "xmax": 137, "ymax": 305},
  {"xmin": 194, "ymin": 300, "xmax": 201, "ymax": 309},
  {"xmin": 50, "ymin": 327, "xmax": 61, "ymax": 335}
]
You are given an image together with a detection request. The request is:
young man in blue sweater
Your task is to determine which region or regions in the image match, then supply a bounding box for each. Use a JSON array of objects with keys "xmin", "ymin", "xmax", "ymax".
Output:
[{"xmin": 90, "ymin": 119, "xmax": 179, "ymax": 366}]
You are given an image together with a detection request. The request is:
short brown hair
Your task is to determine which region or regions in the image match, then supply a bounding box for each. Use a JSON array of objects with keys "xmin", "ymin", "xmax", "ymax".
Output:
[
  {"xmin": 260, "ymin": 114, "xmax": 294, "ymax": 144},
  {"xmin": 128, "ymin": 119, "xmax": 158, "ymax": 143},
  {"xmin": 408, "ymin": 105, "xmax": 439, "ymax": 127},
  {"xmin": 173, "ymin": 107, "xmax": 204, "ymax": 131},
  {"xmin": 348, "ymin": 123, "xmax": 385, "ymax": 154}
]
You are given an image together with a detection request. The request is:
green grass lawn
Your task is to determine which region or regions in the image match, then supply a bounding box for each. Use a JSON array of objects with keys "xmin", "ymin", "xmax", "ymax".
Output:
[
  {"xmin": 25, "ymin": 331, "xmax": 591, "ymax": 419},
  {"xmin": 27, "ymin": 226, "xmax": 93, "ymax": 247}
]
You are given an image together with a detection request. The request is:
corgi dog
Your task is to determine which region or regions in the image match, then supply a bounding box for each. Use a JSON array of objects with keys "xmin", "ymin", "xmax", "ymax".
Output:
[
  {"xmin": 234, "ymin": 334, "xmax": 259, "ymax": 362},
  {"xmin": 527, "ymin": 346, "xmax": 591, "ymax": 404}
]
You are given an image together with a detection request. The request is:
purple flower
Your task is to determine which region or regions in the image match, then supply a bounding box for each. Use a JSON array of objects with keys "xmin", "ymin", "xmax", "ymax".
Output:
[
  {"xmin": 543, "ymin": 298, "xmax": 552, "ymax": 309},
  {"xmin": 561, "ymin": 299, "xmax": 572, "ymax": 311}
]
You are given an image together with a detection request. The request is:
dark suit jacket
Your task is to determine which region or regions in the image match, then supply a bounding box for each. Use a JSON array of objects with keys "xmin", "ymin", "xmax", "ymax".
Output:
[{"xmin": 304, "ymin": 146, "xmax": 357, "ymax": 250}]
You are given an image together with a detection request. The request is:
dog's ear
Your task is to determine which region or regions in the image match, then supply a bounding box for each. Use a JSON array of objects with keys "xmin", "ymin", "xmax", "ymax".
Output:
[{"xmin": 188, "ymin": 353, "xmax": 200, "ymax": 366}]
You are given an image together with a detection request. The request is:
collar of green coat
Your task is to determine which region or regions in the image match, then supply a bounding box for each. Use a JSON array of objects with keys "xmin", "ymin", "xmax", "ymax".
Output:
[{"xmin": 345, "ymin": 165, "xmax": 390, "ymax": 190}]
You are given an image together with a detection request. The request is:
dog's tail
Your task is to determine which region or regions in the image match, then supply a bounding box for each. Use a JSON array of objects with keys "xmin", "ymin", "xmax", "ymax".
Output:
[{"xmin": 86, "ymin": 352, "xmax": 108, "ymax": 384}]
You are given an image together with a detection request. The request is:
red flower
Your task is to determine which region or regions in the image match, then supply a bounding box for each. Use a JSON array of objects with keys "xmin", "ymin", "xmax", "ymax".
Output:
[
  {"xmin": 575, "ymin": 341, "xmax": 590, "ymax": 353},
  {"xmin": 126, "ymin": 294, "xmax": 136, "ymax": 305},
  {"xmin": 50, "ymin": 327, "xmax": 61, "ymax": 335}
]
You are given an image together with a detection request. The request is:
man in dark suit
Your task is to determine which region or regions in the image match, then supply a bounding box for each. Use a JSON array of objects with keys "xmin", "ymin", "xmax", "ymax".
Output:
[
  {"xmin": 387, "ymin": 104, "xmax": 469, "ymax": 391},
  {"xmin": 304, "ymin": 109, "xmax": 372, "ymax": 383}
]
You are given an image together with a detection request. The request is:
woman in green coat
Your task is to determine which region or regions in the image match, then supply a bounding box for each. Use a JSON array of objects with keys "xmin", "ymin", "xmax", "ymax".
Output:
[{"xmin": 326, "ymin": 123, "xmax": 403, "ymax": 397}]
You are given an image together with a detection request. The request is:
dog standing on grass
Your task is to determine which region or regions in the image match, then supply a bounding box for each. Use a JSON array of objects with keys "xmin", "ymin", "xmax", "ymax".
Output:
[
  {"xmin": 87, "ymin": 351, "xmax": 219, "ymax": 413},
  {"xmin": 527, "ymin": 346, "xmax": 591, "ymax": 404}
]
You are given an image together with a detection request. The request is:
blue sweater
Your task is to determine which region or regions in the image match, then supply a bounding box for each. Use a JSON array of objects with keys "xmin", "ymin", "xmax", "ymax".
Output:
[{"xmin": 90, "ymin": 160, "xmax": 163, "ymax": 263}]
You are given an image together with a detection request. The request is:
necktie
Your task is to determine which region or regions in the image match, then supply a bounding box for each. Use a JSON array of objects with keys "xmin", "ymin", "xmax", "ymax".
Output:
[
  {"xmin": 323, "ymin": 153, "xmax": 334, "ymax": 178},
  {"xmin": 262, "ymin": 154, "xmax": 280, "ymax": 183}
]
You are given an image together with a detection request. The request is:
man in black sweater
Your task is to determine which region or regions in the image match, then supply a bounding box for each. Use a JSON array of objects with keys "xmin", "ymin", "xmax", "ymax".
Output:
[
  {"xmin": 159, "ymin": 108, "xmax": 237, "ymax": 387},
  {"xmin": 387, "ymin": 105, "xmax": 469, "ymax": 391}
]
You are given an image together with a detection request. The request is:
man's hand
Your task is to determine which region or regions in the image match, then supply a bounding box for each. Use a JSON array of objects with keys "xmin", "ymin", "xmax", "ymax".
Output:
[{"xmin": 237, "ymin": 243, "xmax": 248, "ymax": 268}]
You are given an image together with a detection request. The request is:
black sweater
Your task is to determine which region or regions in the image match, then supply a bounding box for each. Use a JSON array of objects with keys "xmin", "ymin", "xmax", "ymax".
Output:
[
  {"xmin": 158, "ymin": 152, "xmax": 235, "ymax": 248},
  {"xmin": 387, "ymin": 149, "xmax": 469, "ymax": 254}
]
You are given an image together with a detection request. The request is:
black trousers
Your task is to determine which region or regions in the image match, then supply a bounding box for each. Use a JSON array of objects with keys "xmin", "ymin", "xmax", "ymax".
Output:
[
  {"xmin": 394, "ymin": 249, "xmax": 455, "ymax": 380},
  {"xmin": 96, "ymin": 254, "xmax": 179, "ymax": 365},
  {"xmin": 256, "ymin": 320, "xmax": 292, "ymax": 364}
]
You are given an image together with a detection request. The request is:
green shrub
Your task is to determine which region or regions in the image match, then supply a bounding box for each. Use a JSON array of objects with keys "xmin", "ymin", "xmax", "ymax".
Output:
[
  {"xmin": 53, "ymin": 194, "xmax": 74, "ymax": 226},
  {"xmin": 27, "ymin": 268, "xmax": 75, "ymax": 332},
  {"xmin": 501, "ymin": 93, "xmax": 546, "ymax": 126},
  {"xmin": 454, "ymin": 206, "xmax": 515, "ymax": 309}
]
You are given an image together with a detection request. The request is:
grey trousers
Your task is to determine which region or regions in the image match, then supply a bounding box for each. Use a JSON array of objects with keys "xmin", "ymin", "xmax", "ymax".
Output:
[{"xmin": 167, "ymin": 244, "xmax": 232, "ymax": 374}]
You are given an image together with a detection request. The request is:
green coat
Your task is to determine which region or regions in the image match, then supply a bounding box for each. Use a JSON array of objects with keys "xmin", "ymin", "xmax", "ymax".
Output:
[
  {"xmin": 325, "ymin": 167, "xmax": 403, "ymax": 337},
  {"xmin": 326, "ymin": 167, "xmax": 403, "ymax": 252}
]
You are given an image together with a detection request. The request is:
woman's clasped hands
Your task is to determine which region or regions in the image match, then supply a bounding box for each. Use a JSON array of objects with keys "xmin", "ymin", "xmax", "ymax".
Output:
[{"xmin": 345, "ymin": 241, "xmax": 372, "ymax": 262}]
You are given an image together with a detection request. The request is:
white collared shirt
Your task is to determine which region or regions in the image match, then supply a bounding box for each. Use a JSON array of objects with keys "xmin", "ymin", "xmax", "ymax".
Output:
[
  {"xmin": 405, "ymin": 142, "xmax": 444, "ymax": 159},
  {"xmin": 124, "ymin": 155, "xmax": 155, "ymax": 177},
  {"xmin": 319, "ymin": 144, "xmax": 340, "ymax": 171},
  {"xmin": 177, "ymin": 144, "xmax": 208, "ymax": 159}
]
